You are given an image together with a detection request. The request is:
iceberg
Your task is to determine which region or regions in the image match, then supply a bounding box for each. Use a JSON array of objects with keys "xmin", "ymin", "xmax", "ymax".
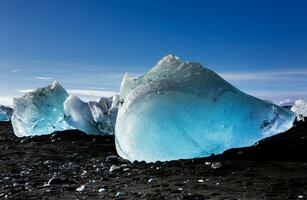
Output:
[
  {"xmin": 108, "ymin": 94, "xmax": 120, "ymax": 124},
  {"xmin": 11, "ymin": 81, "xmax": 73, "ymax": 137},
  {"xmin": 291, "ymin": 99, "xmax": 307, "ymax": 121},
  {"xmin": 0, "ymin": 105, "xmax": 13, "ymax": 121},
  {"xmin": 64, "ymin": 94, "xmax": 118, "ymax": 135},
  {"xmin": 115, "ymin": 55, "xmax": 296, "ymax": 162}
]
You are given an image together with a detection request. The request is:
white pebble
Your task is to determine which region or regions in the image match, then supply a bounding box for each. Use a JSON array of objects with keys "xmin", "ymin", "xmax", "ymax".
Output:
[
  {"xmin": 115, "ymin": 191, "xmax": 124, "ymax": 197},
  {"xmin": 98, "ymin": 188, "xmax": 107, "ymax": 193},
  {"xmin": 211, "ymin": 162, "xmax": 222, "ymax": 169},
  {"xmin": 76, "ymin": 185, "xmax": 85, "ymax": 192}
]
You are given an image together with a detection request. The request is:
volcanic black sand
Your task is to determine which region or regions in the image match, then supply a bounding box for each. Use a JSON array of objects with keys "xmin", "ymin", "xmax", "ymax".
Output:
[{"xmin": 0, "ymin": 120, "xmax": 307, "ymax": 200}]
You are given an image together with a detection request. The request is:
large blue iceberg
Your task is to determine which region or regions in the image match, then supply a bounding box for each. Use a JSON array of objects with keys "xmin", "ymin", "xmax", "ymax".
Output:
[
  {"xmin": 0, "ymin": 105, "xmax": 13, "ymax": 121},
  {"xmin": 11, "ymin": 81, "xmax": 73, "ymax": 137},
  {"xmin": 115, "ymin": 55, "xmax": 296, "ymax": 162}
]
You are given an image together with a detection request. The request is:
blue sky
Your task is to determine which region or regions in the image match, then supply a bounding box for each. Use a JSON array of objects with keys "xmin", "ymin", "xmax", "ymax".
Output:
[{"xmin": 0, "ymin": 0, "xmax": 306, "ymax": 106}]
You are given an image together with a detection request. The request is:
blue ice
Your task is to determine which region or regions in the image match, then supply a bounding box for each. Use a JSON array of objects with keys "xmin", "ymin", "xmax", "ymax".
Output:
[{"xmin": 115, "ymin": 55, "xmax": 296, "ymax": 162}]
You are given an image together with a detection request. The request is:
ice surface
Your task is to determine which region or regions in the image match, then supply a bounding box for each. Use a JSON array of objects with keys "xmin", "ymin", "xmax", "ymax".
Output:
[
  {"xmin": 11, "ymin": 81, "xmax": 119, "ymax": 137},
  {"xmin": 109, "ymin": 94, "xmax": 120, "ymax": 124},
  {"xmin": 64, "ymin": 95, "xmax": 100, "ymax": 135},
  {"xmin": 64, "ymin": 95, "xmax": 118, "ymax": 135},
  {"xmin": 11, "ymin": 81, "xmax": 73, "ymax": 137},
  {"xmin": 0, "ymin": 105, "xmax": 13, "ymax": 121},
  {"xmin": 291, "ymin": 99, "xmax": 307, "ymax": 121},
  {"xmin": 115, "ymin": 55, "xmax": 296, "ymax": 162}
]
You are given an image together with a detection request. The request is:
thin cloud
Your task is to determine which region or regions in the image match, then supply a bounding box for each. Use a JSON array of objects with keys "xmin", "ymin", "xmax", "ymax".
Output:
[
  {"xmin": 218, "ymin": 69, "xmax": 307, "ymax": 81},
  {"xmin": 68, "ymin": 89, "xmax": 118, "ymax": 98},
  {"xmin": 32, "ymin": 60, "xmax": 147, "ymax": 75},
  {"xmin": 13, "ymin": 67, "xmax": 307, "ymax": 104},
  {"xmin": 35, "ymin": 76, "xmax": 53, "ymax": 80},
  {"xmin": 18, "ymin": 89, "xmax": 35, "ymax": 93},
  {"xmin": 11, "ymin": 69, "xmax": 20, "ymax": 73},
  {"xmin": 18, "ymin": 88, "xmax": 117, "ymax": 98},
  {"xmin": 246, "ymin": 90, "xmax": 307, "ymax": 104},
  {"xmin": 33, "ymin": 60, "xmax": 102, "ymax": 69},
  {"xmin": 247, "ymin": 90, "xmax": 307, "ymax": 97}
]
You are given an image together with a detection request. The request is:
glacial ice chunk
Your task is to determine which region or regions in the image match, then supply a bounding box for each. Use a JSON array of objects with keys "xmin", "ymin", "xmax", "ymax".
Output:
[
  {"xmin": 0, "ymin": 105, "xmax": 13, "ymax": 121},
  {"xmin": 109, "ymin": 94, "xmax": 120, "ymax": 124},
  {"xmin": 11, "ymin": 81, "xmax": 73, "ymax": 137},
  {"xmin": 64, "ymin": 95, "xmax": 118, "ymax": 135},
  {"xmin": 64, "ymin": 95, "xmax": 100, "ymax": 135},
  {"xmin": 291, "ymin": 99, "xmax": 307, "ymax": 121},
  {"xmin": 115, "ymin": 55, "xmax": 296, "ymax": 162}
]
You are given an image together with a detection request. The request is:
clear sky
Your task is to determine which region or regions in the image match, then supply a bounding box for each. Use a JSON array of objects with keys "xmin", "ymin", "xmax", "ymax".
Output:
[{"xmin": 0, "ymin": 0, "xmax": 306, "ymax": 106}]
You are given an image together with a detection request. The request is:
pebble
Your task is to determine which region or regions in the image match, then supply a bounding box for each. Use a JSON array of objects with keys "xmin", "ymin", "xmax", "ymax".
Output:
[
  {"xmin": 81, "ymin": 170, "xmax": 87, "ymax": 176},
  {"xmin": 13, "ymin": 183, "xmax": 20, "ymax": 187},
  {"xmin": 148, "ymin": 178, "xmax": 156, "ymax": 183},
  {"xmin": 109, "ymin": 165, "xmax": 121, "ymax": 173},
  {"xmin": 106, "ymin": 155, "xmax": 118, "ymax": 162},
  {"xmin": 47, "ymin": 177, "xmax": 62, "ymax": 185},
  {"xmin": 123, "ymin": 168, "xmax": 130, "ymax": 172},
  {"xmin": 98, "ymin": 188, "xmax": 107, "ymax": 193},
  {"xmin": 20, "ymin": 139, "xmax": 27, "ymax": 144},
  {"xmin": 76, "ymin": 185, "xmax": 85, "ymax": 192},
  {"xmin": 205, "ymin": 161, "xmax": 211, "ymax": 165},
  {"xmin": 115, "ymin": 191, "xmax": 124, "ymax": 198},
  {"xmin": 121, "ymin": 164, "xmax": 129, "ymax": 167},
  {"xmin": 211, "ymin": 162, "xmax": 222, "ymax": 169},
  {"xmin": 43, "ymin": 160, "xmax": 52, "ymax": 165}
]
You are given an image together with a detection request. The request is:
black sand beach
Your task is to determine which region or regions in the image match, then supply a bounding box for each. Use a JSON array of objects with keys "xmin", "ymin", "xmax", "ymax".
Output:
[{"xmin": 0, "ymin": 120, "xmax": 306, "ymax": 199}]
